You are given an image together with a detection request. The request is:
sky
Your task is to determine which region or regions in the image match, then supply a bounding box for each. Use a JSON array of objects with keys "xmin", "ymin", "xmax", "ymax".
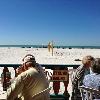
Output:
[{"xmin": 0, "ymin": 0, "xmax": 100, "ymax": 46}]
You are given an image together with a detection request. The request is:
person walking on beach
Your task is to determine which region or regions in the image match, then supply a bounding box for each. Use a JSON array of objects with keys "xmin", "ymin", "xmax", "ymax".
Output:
[
  {"xmin": 71, "ymin": 55, "xmax": 95, "ymax": 100},
  {"xmin": 7, "ymin": 54, "xmax": 50, "ymax": 100}
]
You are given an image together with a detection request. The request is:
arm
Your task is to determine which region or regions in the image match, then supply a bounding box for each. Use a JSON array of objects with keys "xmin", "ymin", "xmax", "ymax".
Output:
[
  {"xmin": 7, "ymin": 74, "xmax": 24, "ymax": 100},
  {"xmin": 72, "ymin": 65, "xmax": 84, "ymax": 85}
]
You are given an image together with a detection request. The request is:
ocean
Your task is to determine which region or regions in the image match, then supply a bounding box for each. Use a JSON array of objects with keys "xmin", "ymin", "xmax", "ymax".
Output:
[{"xmin": 0, "ymin": 45, "xmax": 100, "ymax": 49}]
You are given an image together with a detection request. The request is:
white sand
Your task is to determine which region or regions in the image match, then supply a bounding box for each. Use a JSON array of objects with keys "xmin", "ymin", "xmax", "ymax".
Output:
[
  {"xmin": 0, "ymin": 47, "xmax": 100, "ymax": 64},
  {"xmin": 0, "ymin": 47, "xmax": 100, "ymax": 99}
]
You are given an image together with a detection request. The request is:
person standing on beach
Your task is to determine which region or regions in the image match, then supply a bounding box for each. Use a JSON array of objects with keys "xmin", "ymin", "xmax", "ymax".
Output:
[
  {"xmin": 48, "ymin": 42, "xmax": 51, "ymax": 52},
  {"xmin": 71, "ymin": 55, "xmax": 95, "ymax": 100},
  {"xmin": 7, "ymin": 54, "xmax": 50, "ymax": 100}
]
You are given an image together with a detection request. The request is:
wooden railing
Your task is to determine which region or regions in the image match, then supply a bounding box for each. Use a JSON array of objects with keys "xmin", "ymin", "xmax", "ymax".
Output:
[{"xmin": 0, "ymin": 64, "xmax": 80, "ymax": 100}]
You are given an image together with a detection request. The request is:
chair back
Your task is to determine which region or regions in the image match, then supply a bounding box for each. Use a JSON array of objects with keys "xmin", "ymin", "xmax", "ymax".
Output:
[{"xmin": 79, "ymin": 86, "xmax": 100, "ymax": 100}]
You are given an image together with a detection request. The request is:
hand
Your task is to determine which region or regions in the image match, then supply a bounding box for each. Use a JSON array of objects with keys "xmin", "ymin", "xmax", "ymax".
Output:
[{"xmin": 16, "ymin": 65, "xmax": 24, "ymax": 75}]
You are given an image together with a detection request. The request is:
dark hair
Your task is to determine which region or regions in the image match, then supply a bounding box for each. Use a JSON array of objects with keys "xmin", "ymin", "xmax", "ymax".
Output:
[{"xmin": 91, "ymin": 58, "xmax": 100, "ymax": 74}]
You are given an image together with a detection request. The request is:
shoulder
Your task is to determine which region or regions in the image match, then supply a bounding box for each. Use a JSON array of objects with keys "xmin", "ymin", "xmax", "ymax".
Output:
[
  {"xmin": 83, "ymin": 73, "xmax": 95, "ymax": 82},
  {"xmin": 17, "ymin": 68, "xmax": 37, "ymax": 78},
  {"xmin": 78, "ymin": 65, "xmax": 84, "ymax": 70},
  {"xmin": 26, "ymin": 68, "xmax": 38, "ymax": 74},
  {"xmin": 74, "ymin": 65, "xmax": 84, "ymax": 74},
  {"xmin": 83, "ymin": 73, "xmax": 100, "ymax": 88}
]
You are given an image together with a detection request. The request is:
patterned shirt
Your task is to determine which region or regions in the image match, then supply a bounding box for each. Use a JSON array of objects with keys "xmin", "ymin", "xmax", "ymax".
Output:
[
  {"xmin": 71, "ymin": 64, "xmax": 91, "ymax": 99},
  {"xmin": 72, "ymin": 64, "xmax": 90, "ymax": 87},
  {"xmin": 83, "ymin": 73, "xmax": 100, "ymax": 99},
  {"xmin": 83, "ymin": 73, "xmax": 100, "ymax": 90}
]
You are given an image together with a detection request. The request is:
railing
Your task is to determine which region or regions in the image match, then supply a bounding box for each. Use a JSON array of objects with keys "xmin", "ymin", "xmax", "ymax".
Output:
[{"xmin": 0, "ymin": 64, "xmax": 80, "ymax": 100}]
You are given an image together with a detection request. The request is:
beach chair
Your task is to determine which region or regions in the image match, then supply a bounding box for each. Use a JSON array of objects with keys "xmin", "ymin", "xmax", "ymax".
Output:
[
  {"xmin": 32, "ymin": 87, "xmax": 52, "ymax": 100},
  {"xmin": 79, "ymin": 86, "xmax": 100, "ymax": 100}
]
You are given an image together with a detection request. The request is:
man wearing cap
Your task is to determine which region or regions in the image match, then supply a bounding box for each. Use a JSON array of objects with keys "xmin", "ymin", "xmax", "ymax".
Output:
[
  {"xmin": 7, "ymin": 54, "xmax": 50, "ymax": 100},
  {"xmin": 71, "ymin": 55, "xmax": 95, "ymax": 100}
]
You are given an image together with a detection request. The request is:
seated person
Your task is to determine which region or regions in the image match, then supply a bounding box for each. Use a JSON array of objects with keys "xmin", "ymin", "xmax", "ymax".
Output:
[
  {"xmin": 71, "ymin": 55, "xmax": 95, "ymax": 100},
  {"xmin": 7, "ymin": 54, "xmax": 50, "ymax": 100},
  {"xmin": 83, "ymin": 58, "xmax": 100, "ymax": 99}
]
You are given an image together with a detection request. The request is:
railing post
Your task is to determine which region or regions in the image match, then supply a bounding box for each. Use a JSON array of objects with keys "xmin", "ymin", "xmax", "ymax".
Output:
[
  {"xmin": 2, "ymin": 66, "xmax": 11, "ymax": 91},
  {"xmin": 52, "ymin": 66, "xmax": 69, "ymax": 95},
  {"xmin": 52, "ymin": 67, "xmax": 60, "ymax": 95},
  {"xmin": 50, "ymin": 66, "xmax": 70, "ymax": 100},
  {"xmin": 13, "ymin": 67, "xmax": 17, "ymax": 77},
  {"xmin": 63, "ymin": 67, "xmax": 69, "ymax": 98}
]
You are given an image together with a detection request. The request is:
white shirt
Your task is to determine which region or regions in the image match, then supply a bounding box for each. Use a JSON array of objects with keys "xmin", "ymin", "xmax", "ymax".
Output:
[{"xmin": 7, "ymin": 67, "xmax": 50, "ymax": 100}]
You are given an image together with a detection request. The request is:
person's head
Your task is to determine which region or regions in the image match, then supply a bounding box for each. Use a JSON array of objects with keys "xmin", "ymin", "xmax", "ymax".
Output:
[
  {"xmin": 22, "ymin": 54, "xmax": 36, "ymax": 70},
  {"xmin": 91, "ymin": 58, "xmax": 100, "ymax": 74},
  {"xmin": 82, "ymin": 55, "xmax": 95, "ymax": 68}
]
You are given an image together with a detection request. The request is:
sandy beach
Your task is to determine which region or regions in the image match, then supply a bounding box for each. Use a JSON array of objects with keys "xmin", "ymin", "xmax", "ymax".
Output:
[
  {"xmin": 0, "ymin": 47, "xmax": 100, "ymax": 64},
  {"xmin": 0, "ymin": 47, "xmax": 100, "ymax": 99}
]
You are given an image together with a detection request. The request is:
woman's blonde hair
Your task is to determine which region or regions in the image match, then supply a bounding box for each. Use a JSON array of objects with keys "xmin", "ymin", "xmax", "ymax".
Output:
[{"xmin": 82, "ymin": 55, "xmax": 94, "ymax": 65}]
